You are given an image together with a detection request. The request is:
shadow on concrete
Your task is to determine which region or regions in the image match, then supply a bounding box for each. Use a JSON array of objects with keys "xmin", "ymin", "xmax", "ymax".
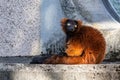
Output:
[
  {"xmin": 30, "ymin": 54, "xmax": 51, "ymax": 64},
  {"xmin": 0, "ymin": 71, "xmax": 14, "ymax": 80}
]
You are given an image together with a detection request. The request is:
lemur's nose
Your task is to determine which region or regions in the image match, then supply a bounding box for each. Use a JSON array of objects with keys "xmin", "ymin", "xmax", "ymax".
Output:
[{"xmin": 67, "ymin": 26, "xmax": 75, "ymax": 32}]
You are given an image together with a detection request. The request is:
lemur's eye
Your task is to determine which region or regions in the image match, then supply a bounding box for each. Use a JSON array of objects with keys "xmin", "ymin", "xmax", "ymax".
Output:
[
  {"xmin": 74, "ymin": 25, "xmax": 77, "ymax": 28},
  {"xmin": 67, "ymin": 23, "xmax": 71, "ymax": 26}
]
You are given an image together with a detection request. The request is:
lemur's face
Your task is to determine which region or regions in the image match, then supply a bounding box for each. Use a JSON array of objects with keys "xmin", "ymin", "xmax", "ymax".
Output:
[{"xmin": 65, "ymin": 19, "xmax": 78, "ymax": 32}]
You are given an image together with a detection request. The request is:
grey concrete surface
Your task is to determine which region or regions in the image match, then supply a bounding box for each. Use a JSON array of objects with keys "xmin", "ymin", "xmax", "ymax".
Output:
[
  {"xmin": 102, "ymin": 0, "xmax": 120, "ymax": 22},
  {"xmin": 0, "ymin": 64, "xmax": 119, "ymax": 80},
  {"xmin": 0, "ymin": 0, "xmax": 41, "ymax": 56}
]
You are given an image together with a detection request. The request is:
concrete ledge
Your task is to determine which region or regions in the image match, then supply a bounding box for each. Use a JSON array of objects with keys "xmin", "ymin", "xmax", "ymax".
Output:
[
  {"xmin": 0, "ymin": 56, "xmax": 120, "ymax": 64},
  {"xmin": 0, "ymin": 64, "xmax": 119, "ymax": 80}
]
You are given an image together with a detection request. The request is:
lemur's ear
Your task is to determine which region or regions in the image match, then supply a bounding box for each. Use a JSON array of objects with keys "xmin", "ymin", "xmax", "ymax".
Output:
[
  {"xmin": 61, "ymin": 18, "xmax": 68, "ymax": 25},
  {"xmin": 61, "ymin": 18, "xmax": 68, "ymax": 33},
  {"xmin": 77, "ymin": 20, "xmax": 82, "ymax": 26}
]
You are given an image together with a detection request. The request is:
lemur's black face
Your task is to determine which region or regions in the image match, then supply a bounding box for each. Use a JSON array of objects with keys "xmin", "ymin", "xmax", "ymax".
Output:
[{"xmin": 65, "ymin": 19, "xmax": 78, "ymax": 33}]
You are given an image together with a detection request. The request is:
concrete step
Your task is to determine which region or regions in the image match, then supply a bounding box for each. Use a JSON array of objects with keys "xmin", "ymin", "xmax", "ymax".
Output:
[{"xmin": 0, "ymin": 64, "xmax": 119, "ymax": 80}]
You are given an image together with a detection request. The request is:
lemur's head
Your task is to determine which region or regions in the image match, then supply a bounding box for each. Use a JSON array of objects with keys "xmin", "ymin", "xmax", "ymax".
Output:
[
  {"xmin": 61, "ymin": 18, "xmax": 82, "ymax": 34},
  {"xmin": 65, "ymin": 19, "xmax": 78, "ymax": 32}
]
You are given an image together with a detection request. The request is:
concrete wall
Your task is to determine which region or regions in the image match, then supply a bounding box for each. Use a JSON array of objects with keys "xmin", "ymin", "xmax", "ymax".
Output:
[
  {"xmin": 0, "ymin": 0, "xmax": 41, "ymax": 56},
  {"xmin": 40, "ymin": 0, "xmax": 65, "ymax": 54},
  {"xmin": 0, "ymin": 64, "xmax": 119, "ymax": 80}
]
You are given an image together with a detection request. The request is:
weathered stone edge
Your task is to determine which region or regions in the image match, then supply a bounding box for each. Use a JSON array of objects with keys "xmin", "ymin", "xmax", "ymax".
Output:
[{"xmin": 0, "ymin": 64, "xmax": 119, "ymax": 72}]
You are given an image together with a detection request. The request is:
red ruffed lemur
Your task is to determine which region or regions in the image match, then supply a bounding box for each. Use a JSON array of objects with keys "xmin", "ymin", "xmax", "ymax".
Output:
[{"xmin": 43, "ymin": 18, "xmax": 106, "ymax": 64}]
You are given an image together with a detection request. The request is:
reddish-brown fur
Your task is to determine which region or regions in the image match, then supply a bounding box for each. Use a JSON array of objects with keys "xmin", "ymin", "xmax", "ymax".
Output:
[{"xmin": 44, "ymin": 18, "xmax": 106, "ymax": 64}]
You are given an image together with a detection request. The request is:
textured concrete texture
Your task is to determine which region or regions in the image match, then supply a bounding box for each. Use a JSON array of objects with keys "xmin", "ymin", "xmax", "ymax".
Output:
[
  {"xmin": 0, "ymin": 64, "xmax": 119, "ymax": 80},
  {"xmin": 0, "ymin": 0, "xmax": 41, "ymax": 56}
]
